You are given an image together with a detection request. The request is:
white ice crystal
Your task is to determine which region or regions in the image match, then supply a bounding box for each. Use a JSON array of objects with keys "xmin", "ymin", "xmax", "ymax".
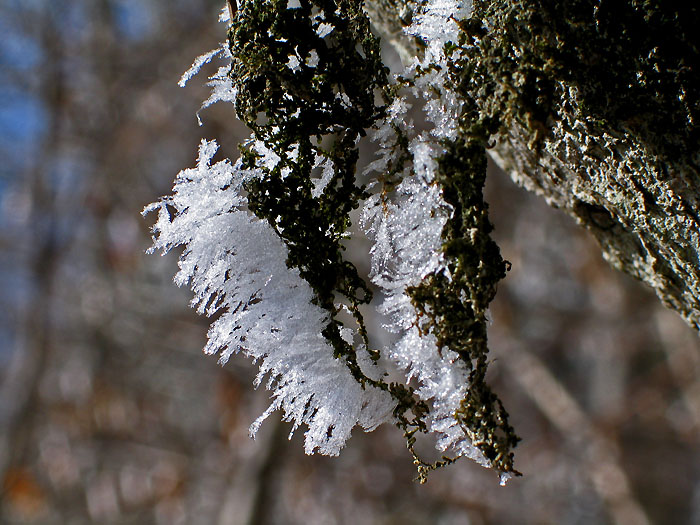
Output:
[
  {"xmin": 178, "ymin": 45, "xmax": 225, "ymax": 88},
  {"xmin": 306, "ymin": 50, "xmax": 320, "ymax": 68},
  {"xmin": 406, "ymin": 0, "xmax": 472, "ymax": 141},
  {"xmin": 177, "ymin": 42, "xmax": 237, "ymax": 126},
  {"xmin": 316, "ymin": 22, "xmax": 334, "ymax": 38},
  {"xmin": 219, "ymin": 4, "xmax": 232, "ymax": 22},
  {"xmin": 287, "ymin": 54, "xmax": 301, "ymax": 71},
  {"xmin": 311, "ymin": 155, "xmax": 334, "ymax": 197},
  {"xmin": 145, "ymin": 140, "xmax": 393, "ymax": 455},
  {"xmin": 362, "ymin": 127, "xmax": 492, "ymax": 466},
  {"xmin": 407, "ymin": 0, "xmax": 472, "ymax": 51}
]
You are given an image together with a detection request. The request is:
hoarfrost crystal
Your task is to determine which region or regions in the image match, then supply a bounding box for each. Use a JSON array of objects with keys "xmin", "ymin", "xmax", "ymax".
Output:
[{"xmin": 145, "ymin": 140, "xmax": 392, "ymax": 455}]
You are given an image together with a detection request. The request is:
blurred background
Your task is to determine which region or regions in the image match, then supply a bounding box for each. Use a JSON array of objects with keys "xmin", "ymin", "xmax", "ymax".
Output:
[{"xmin": 1, "ymin": 1, "xmax": 699, "ymax": 523}]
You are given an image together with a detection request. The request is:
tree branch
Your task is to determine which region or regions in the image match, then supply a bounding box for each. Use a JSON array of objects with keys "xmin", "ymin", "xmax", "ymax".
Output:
[{"xmin": 366, "ymin": 0, "xmax": 700, "ymax": 334}]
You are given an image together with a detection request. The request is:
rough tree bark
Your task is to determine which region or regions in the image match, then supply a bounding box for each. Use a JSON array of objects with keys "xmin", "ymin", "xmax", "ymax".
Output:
[{"xmin": 367, "ymin": 0, "xmax": 700, "ymax": 331}]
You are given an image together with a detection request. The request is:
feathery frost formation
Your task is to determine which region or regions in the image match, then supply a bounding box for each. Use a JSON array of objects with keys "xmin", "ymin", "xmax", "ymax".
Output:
[
  {"xmin": 145, "ymin": 140, "xmax": 393, "ymax": 455},
  {"xmin": 146, "ymin": 0, "xmax": 519, "ymax": 481}
]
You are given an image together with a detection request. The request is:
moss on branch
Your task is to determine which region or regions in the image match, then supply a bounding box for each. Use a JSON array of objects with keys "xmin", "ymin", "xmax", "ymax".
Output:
[{"xmin": 367, "ymin": 0, "xmax": 700, "ymax": 332}]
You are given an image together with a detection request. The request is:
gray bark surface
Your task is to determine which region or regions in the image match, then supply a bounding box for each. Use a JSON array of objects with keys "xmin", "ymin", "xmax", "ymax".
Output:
[{"xmin": 492, "ymin": 103, "xmax": 700, "ymax": 330}]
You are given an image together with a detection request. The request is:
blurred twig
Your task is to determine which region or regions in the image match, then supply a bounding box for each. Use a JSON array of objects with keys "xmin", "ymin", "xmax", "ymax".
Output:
[
  {"xmin": 216, "ymin": 406, "xmax": 285, "ymax": 525},
  {"xmin": 503, "ymin": 338, "xmax": 652, "ymax": 525},
  {"xmin": 655, "ymin": 310, "xmax": 700, "ymax": 434}
]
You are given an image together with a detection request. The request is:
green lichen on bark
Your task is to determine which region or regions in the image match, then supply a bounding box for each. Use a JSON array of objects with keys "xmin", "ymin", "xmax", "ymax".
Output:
[
  {"xmin": 445, "ymin": 0, "xmax": 700, "ymax": 330},
  {"xmin": 457, "ymin": 0, "xmax": 699, "ymax": 157}
]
